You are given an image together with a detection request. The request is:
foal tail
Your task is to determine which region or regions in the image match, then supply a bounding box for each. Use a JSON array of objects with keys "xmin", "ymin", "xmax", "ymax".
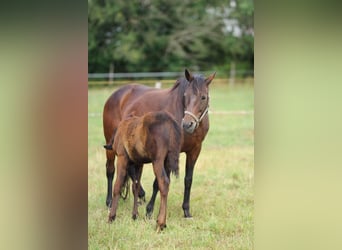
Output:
[
  {"xmin": 167, "ymin": 116, "xmax": 182, "ymax": 178},
  {"xmin": 167, "ymin": 151, "xmax": 180, "ymax": 178}
]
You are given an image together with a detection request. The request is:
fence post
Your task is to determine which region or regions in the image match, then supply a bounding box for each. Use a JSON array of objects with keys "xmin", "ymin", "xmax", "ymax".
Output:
[
  {"xmin": 109, "ymin": 63, "xmax": 114, "ymax": 84},
  {"xmin": 229, "ymin": 61, "xmax": 236, "ymax": 86},
  {"xmin": 155, "ymin": 81, "xmax": 162, "ymax": 89}
]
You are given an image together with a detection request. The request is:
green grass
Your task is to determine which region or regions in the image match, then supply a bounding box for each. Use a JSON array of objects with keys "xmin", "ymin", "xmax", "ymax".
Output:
[{"xmin": 88, "ymin": 82, "xmax": 254, "ymax": 249}]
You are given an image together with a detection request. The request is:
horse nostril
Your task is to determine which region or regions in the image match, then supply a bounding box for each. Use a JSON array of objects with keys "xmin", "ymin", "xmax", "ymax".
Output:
[{"xmin": 182, "ymin": 121, "xmax": 194, "ymax": 130}]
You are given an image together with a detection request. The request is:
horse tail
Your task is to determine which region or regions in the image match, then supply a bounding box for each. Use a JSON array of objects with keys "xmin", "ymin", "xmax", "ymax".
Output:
[
  {"xmin": 103, "ymin": 144, "xmax": 112, "ymax": 150},
  {"xmin": 103, "ymin": 128, "xmax": 117, "ymax": 150},
  {"xmin": 167, "ymin": 116, "xmax": 182, "ymax": 178}
]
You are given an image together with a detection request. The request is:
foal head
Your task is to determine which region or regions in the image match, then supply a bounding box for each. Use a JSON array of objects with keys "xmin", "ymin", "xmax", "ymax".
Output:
[{"xmin": 182, "ymin": 69, "xmax": 216, "ymax": 134}]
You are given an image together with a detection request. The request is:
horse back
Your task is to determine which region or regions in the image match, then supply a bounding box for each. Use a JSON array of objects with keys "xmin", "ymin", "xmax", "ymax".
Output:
[{"xmin": 103, "ymin": 84, "xmax": 154, "ymax": 143}]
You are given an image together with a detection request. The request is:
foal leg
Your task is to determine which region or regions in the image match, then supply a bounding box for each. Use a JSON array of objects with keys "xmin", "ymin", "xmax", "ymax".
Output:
[
  {"xmin": 108, "ymin": 156, "xmax": 127, "ymax": 223},
  {"xmin": 105, "ymin": 150, "xmax": 115, "ymax": 208},
  {"xmin": 146, "ymin": 158, "xmax": 173, "ymax": 217},
  {"xmin": 153, "ymin": 160, "xmax": 170, "ymax": 232},
  {"xmin": 182, "ymin": 146, "xmax": 201, "ymax": 218}
]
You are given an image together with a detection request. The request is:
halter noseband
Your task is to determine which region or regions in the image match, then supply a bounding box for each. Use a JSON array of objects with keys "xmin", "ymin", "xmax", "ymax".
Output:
[{"xmin": 184, "ymin": 106, "xmax": 209, "ymax": 129}]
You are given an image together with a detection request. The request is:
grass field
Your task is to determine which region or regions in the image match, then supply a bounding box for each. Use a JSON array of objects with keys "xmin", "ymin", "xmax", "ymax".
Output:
[{"xmin": 88, "ymin": 81, "xmax": 254, "ymax": 249}]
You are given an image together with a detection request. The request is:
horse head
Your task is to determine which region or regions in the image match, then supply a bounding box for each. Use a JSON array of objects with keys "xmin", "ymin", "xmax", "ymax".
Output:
[{"xmin": 182, "ymin": 69, "xmax": 216, "ymax": 134}]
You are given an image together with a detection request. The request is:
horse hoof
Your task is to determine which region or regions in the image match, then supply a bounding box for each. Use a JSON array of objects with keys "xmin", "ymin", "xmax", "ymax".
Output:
[
  {"xmin": 108, "ymin": 215, "xmax": 116, "ymax": 223},
  {"xmin": 132, "ymin": 214, "xmax": 137, "ymax": 220},
  {"xmin": 146, "ymin": 204, "xmax": 153, "ymax": 214},
  {"xmin": 184, "ymin": 210, "xmax": 193, "ymax": 218},
  {"xmin": 138, "ymin": 198, "xmax": 145, "ymax": 206},
  {"xmin": 106, "ymin": 199, "xmax": 112, "ymax": 208},
  {"xmin": 138, "ymin": 196, "xmax": 146, "ymax": 204},
  {"xmin": 145, "ymin": 212, "xmax": 153, "ymax": 220}
]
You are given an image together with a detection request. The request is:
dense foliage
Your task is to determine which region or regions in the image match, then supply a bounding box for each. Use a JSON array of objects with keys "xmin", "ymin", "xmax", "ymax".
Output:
[{"xmin": 88, "ymin": 0, "xmax": 253, "ymax": 74}]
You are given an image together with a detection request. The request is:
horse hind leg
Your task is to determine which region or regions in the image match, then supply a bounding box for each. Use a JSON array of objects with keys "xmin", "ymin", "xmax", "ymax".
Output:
[{"xmin": 106, "ymin": 151, "xmax": 115, "ymax": 208}]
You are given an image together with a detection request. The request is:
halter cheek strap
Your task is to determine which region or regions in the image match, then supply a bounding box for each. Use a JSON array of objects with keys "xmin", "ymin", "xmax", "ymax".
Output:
[{"xmin": 184, "ymin": 106, "xmax": 209, "ymax": 129}]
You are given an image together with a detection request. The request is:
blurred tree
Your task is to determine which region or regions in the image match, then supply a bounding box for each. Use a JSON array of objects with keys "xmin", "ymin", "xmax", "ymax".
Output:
[
  {"xmin": 220, "ymin": 0, "xmax": 254, "ymax": 76},
  {"xmin": 88, "ymin": 0, "xmax": 254, "ymax": 75}
]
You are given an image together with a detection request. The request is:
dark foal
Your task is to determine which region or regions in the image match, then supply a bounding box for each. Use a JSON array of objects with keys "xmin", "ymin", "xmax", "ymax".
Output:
[{"xmin": 107, "ymin": 111, "xmax": 181, "ymax": 231}]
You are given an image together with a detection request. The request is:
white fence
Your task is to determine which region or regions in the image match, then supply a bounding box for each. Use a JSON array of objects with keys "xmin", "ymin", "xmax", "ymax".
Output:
[{"xmin": 88, "ymin": 70, "xmax": 254, "ymax": 80}]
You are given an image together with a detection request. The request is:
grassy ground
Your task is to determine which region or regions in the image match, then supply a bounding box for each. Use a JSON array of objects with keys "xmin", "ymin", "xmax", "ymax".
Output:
[{"xmin": 88, "ymin": 81, "xmax": 254, "ymax": 249}]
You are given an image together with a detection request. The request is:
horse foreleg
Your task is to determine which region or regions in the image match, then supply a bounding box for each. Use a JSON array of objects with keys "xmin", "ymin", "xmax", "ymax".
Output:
[
  {"xmin": 106, "ymin": 150, "xmax": 115, "ymax": 208},
  {"xmin": 182, "ymin": 147, "xmax": 201, "ymax": 218}
]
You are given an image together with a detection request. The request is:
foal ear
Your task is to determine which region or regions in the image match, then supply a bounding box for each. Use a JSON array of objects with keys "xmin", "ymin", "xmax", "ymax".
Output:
[
  {"xmin": 205, "ymin": 72, "xmax": 216, "ymax": 86},
  {"xmin": 185, "ymin": 69, "xmax": 194, "ymax": 82}
]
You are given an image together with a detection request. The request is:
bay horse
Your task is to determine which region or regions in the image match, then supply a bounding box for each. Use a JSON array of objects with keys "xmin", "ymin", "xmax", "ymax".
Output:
[
  {"xmin": 103, "ymin": 69, "xmax": 215, "ymax": 218},
  {"xmin": 107, "ymin": 111, "xmax": 181, "ymax": 231}
]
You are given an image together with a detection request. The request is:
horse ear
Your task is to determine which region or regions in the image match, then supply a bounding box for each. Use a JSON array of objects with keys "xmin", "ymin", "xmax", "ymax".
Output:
[
  {"xmin": 185, "ymin": 69, "xmax": 194, "ymax": 82},
  {"xmin": 205, "ymin": 72, "xmax": 216, "ymax": 86}
]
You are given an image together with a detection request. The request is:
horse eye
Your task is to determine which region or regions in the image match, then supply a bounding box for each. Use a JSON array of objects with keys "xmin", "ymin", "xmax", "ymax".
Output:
[{"xmin": 201, "ymin": 96, "xmax": 206, "ymax": 100}]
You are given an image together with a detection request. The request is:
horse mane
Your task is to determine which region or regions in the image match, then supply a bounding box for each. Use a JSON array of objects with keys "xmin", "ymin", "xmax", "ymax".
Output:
[
  {"xmin": 170, "ymin": 74, "xmax": 206, "ymax": 95},
  {"xmin": 169, "ymin": 77, "xmax": 188, "ymax": 95}
]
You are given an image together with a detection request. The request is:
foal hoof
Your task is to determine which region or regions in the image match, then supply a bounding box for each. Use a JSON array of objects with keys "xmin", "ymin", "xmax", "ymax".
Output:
[
  {"xmin": 108, "ymin": 215, "xmax": 116, "ymax": 223},
  {"xmin": 156, "ymin": 224, "xmax": 166, "ymax": 233}
]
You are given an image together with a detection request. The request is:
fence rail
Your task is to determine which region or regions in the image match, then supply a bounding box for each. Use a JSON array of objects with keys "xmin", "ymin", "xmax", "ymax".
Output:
[{"xmin": 88, "ymin": 70, "xmax": 254, "ymax": 80}]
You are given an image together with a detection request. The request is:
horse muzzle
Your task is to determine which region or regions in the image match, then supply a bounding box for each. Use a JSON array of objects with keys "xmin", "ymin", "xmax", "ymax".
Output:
[{"xmin": 182, "ymin": 119, "xmax": 197, "ymax": 134}]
